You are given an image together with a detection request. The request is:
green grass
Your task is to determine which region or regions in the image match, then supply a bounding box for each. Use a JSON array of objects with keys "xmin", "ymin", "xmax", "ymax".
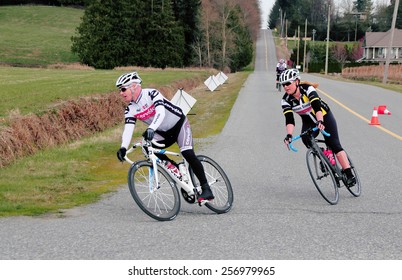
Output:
[
  {"xmin": 0, "ymin": 130, "xmax": 126, "ymax": 216},
  {"xmin": 0, "ymin": 5, "xmax": 83, "ymax": 65},
  {"xmin": 0, "ymin": 70, "xmax": 249, "ymax": 217},
  {"xmin": 0, "ymin": 67, "xmax": 210, "ymax": 118},
  {"xmin": 0, "ymin": 5, "xmax": 250, "ymax": 217}
]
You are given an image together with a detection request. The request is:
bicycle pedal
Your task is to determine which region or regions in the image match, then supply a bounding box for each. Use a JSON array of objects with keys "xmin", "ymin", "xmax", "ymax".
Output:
[
  {"xmin": 198, "ymin": 199, "xmax": 211, "ymax": 206},
  {"xmin": 181, "ymin": 188, "xmax": 196, "ymax": 204}
]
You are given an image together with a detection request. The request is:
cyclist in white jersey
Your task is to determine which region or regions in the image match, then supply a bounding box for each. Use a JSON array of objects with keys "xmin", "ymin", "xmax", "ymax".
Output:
[
  {"xmin": 115, "ymin": 71, "xmax": 214, "ymax": 202},
  {"xmin": 276, "ymin": 58, "xmax": 287, "ymax": 84}
]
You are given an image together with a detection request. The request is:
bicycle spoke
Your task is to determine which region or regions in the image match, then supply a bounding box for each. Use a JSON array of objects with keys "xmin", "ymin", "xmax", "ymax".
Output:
[
  {"xmin": 195, "ymin": 155, "xmax": 233, "ymax": 214},
  {"xmin": 128, "ymin": 161, "xmax": 180, "ymax": 221}
]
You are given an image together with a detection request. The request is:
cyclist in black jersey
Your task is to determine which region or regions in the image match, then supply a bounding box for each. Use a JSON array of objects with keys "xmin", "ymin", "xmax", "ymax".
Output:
[
  {"xmin": 279, "ymin": 69, "xmax": 356, "ymax": 186},
  {"xmin": 115, "ymin": 71, "xmax": 214, "ymax": 202}
]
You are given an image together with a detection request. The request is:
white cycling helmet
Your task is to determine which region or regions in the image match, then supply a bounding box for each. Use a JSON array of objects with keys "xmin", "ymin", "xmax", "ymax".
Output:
[
  {"xmin": 279, "ymin": 68, "xmax": 300, "ymax": 84},
  {"xmin": 115, "ymin": 71, "xmax": 142, "ymax": 88},
  {"xmin": 279, "ymin": 58, "xmax": 285, "ymax": 64}
]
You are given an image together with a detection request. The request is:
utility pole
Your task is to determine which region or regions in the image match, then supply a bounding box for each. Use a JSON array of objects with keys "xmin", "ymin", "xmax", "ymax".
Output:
[
  {"xmin": 279, "ymin": 8, "xmax": 283, "ymax": 38},
  {"xmin": 283, "ymin": 12, "xmax": 286, "ymax": 38},
  {"xmin": 303, "ymin": 18, "xmax": 307, "ymax": 72},
  {"xmin": 325, "ymin": 4, "xmax": 331, "ymax": 75},
  {"xmin": 383, "ymin": 0, "xmax": 400, "ymax": 84},
  {"xmin": 297, "ymin": 25, "xmax": 300, "ymax": 67},
  {"xmin": 285, "ymin": 19, "xmax": 288, "ymax": 47},
  {"xmin": 355, "ymin": 14, "xmax": 358, "ymax": 41}
]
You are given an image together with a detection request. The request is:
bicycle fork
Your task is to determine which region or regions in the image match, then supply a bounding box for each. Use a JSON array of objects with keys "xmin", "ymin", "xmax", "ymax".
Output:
[{"xmin": 149, "ymin": 154, "xmax": 160, "ymax": 193}]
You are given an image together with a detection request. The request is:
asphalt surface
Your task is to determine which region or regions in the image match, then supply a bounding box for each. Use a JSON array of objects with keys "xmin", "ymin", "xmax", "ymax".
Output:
[{"xmin": 1, "ymin": 30, "xmax": 402, "ymax": 264}]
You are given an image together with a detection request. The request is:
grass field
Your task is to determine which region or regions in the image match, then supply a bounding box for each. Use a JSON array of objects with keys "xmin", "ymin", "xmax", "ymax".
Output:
[
  {"xmin": 0, "ymin": 66, "xmax": 211, "ymax": 118},
  {"xmin": 0, "ymin": 68, "xmax": 248, "ymax": 217},
  {"xmin": 0, "ymin": 5, "xmax": 83, "ymax": 66},
  {"xmin": 0, "ymin": 6, "xmax": 251, "ymax": 217}
]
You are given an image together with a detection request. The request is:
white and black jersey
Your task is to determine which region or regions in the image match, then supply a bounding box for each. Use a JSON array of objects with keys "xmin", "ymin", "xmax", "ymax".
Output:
[
  {"xmin": 121, "ymin": 88, "xmax": 186, "ymax": 149},
  {"xmin": 281, "ymin": 84, "xmax": 330, "ymax": 125}
]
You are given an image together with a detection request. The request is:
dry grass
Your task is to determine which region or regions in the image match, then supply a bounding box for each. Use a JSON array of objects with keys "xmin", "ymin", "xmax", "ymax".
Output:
[
  {"xmin": 47, "ymin": 63, "xmax": 95, "ymax": 70},
  {"xmin": 0, "ymin": 77, "xmax": 206, "ymax": 168},
  {"xmin": 275, "ymin": 38, "xmax": 290, "ymax": 60}
]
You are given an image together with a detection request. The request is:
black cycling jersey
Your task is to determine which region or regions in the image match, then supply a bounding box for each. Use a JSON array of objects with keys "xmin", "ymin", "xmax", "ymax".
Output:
[
  {"xmin": 281, "ymin": 83, "xmax": 344, "ymax": 153},
  {"xmin": 281, "ymin": 83, "xmax": 330, "ymax": 125}
]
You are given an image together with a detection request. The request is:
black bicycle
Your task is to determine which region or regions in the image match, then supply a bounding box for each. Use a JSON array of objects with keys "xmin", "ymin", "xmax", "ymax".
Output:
[
  {"xmin": 289, "ymin": 127, "xmax": 361, "ymax": 205},
  {"xmin": 276, "ymin": 80, "xmax": 282, "ymax": 92}
]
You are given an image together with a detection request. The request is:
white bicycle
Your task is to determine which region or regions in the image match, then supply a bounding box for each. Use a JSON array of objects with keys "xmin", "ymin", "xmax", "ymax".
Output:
[{"xmin": 124, "ymin": 139, "xmax": 233, "ymax": 221}]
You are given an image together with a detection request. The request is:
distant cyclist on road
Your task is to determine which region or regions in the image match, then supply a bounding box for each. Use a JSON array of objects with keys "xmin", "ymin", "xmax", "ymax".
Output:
[
  {"xmin": 115, "ymin": 71, "xmax": 214, "ymax": 202},
  {"xmin": 276, "ymin": 58, "xmax": 287, "ymax": 90},
  {"xmin": 279, "ymin": 69, "xmax": 356, "ymax": 186}
]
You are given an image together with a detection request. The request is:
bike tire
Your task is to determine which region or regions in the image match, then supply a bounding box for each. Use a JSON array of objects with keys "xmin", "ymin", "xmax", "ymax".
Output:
[
  {"xmin": 189, "ymin": 155, "xmax": 233, "ymax": 214},
  {"xmin": 306, "ymin": 149, "xmax": 339, "ymax": 205},
  {"xmin": 345, "ymin": 154, "xmax": 361, "ymax": 197},
  {"xmin": 128, "ymin": 160, "xmax": 181, "ymax": 221}
]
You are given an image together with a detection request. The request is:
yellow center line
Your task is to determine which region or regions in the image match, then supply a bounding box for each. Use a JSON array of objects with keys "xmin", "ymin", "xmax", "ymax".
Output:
[{"xmin": 317, "ymin": 88, "xmax": 402, "ymax": 141}]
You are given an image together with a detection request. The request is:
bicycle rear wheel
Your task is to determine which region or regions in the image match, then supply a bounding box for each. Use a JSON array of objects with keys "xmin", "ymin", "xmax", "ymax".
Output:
[
  {"xmin": 306, "ymin": 149, "xmax": 339, "ymax": 205},
  {"xmin": 190, "ymin": 155, "xmax": 233, "ymax": 214},
  {"xmin": 128, "ymin": 161, "xmax": 180, "ymax": 221},
  {"xmin": 345, "ymin": 154, "xmax": 361, "ymax": 197}
]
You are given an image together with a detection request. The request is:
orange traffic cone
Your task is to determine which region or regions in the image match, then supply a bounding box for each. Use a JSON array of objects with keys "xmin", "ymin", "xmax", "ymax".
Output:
[
  {"xmin": 369, "ymin": 107, "xmax": 380, "ymax": 125},
  {"xmin": 378, "ymin": 105, "xmax": 391, "ymax": 115}
]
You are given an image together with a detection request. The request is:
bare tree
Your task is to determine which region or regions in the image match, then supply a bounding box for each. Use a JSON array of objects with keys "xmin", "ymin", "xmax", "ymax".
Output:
[
  {"xmin": 332, "ymin": 42, "xmax": 348, "ymax": 69},
  {"xmin": 200, "ymin": 0, "xmax": 260, "ymax": 70},
  {"xmin": 200, "ymin": 0, "xmax": 217, "ymax": 67}
]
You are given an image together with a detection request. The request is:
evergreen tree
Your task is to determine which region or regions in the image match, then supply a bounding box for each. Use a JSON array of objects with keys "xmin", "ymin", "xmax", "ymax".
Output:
[
  {"xmin": 141, "ymin": 0, "xmax": 185, "ymax": 68},
  {"xmin": 71, "ymin": 0, "xmax": 146, "ymax": 69},
  {"xmin": 227, "ymin": 6, "xmax": 253, "ymax": 71},
  {"xmin": 71, "ymin": 0, "xmax": 185, "ymax": 69},
  {"xmin": 172, "ymin": 0, "xmax": 201, "ymax": 66}
]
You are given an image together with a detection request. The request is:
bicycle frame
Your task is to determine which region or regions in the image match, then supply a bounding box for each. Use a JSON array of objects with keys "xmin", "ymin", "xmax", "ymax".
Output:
[
  {"xmin": 289, "ymin": 127, "xmax": 341, "ymax": 176},
  {"xmin": 291, "ymin": 128, "xmax": 351, "ymax": 184},
  {"xmin": 124, "ymin": 140, "xmax": 197, "ymax": 196},
  {"xmin": 289, "ymin": 127, "xmax": 330, "ymax": 153}
]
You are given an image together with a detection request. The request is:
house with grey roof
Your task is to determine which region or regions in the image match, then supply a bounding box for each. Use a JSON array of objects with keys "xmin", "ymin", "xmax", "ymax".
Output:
[{"xmin": 363, "ymin": 28, "xmax": 402, "ymax": 62}]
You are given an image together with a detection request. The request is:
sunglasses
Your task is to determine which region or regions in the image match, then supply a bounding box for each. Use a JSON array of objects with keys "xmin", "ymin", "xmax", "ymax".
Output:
[
  {"xmin": 120, "ymin": 87, "xmax": 128, "ymax": 92},
  {"xmin": 282, "ymin": 82, "xmax": 293, "ymax": 86}
]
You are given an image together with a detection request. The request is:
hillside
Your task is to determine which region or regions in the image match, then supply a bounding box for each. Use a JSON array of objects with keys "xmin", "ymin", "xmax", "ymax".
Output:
[{"xmin": 0, "ymin": 5, "xmax": 83, "ymax": 66}]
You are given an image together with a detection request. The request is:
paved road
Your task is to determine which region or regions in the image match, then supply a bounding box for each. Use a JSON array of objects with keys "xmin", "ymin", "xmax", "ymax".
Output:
[{"xmin": 1, "ymin": 30, "xmax": 402, "ymax": 262}]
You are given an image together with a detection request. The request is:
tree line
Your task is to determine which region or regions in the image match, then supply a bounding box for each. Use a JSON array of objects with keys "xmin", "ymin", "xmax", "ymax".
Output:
[
  {"xmin": 268, "ymin": 0, "xmax": 402, "ymax": 42},
  {"xmin": 2, "ymin": 0, "xmax": 261, "ymax": 71}
]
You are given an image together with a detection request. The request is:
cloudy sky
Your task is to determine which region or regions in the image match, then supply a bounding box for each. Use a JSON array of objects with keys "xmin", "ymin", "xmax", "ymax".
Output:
[{"xmin": 259, "ymin": 0, "xmax": 272, "ymax": 28}]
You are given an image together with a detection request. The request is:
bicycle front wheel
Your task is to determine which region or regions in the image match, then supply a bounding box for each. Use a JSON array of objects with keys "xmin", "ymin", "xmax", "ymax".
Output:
[
  {"xmin": 190, "ymin": 155, "xmax": 233, "ymax": 214},
  {"xmin": 306, "ymin": 149, "xmax": 339, "ymax": 205},
  {"xmin": 128, "ymin": 161, "xmax": 181, "ymax": 221}
]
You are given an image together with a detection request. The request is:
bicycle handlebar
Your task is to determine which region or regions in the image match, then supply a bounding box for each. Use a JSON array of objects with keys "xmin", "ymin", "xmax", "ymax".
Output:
[
  {"xmin": 123, "ymin": 139, "xmax": 167, "ymax": 164},
  {"xmin": 289, "ymin": 127, "xmax": 330, "ymax": 152}
]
